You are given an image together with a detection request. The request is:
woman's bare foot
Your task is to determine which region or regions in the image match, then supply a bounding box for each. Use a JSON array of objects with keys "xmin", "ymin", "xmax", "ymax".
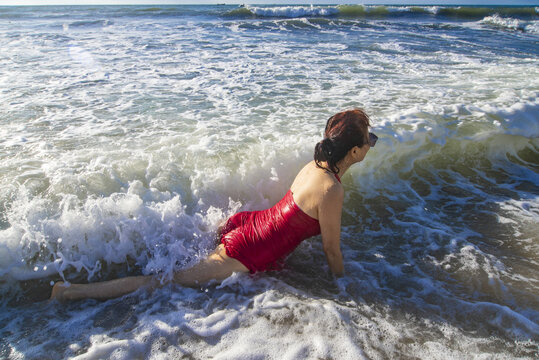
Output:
[{"xmin": 49, "ymin": 281, "xmax": 69, "ymax": 302}]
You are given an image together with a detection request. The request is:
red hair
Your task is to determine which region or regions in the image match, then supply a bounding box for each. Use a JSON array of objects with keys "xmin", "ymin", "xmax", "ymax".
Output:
[{"xmin": 314, "ymin": 109, "xmax": 371, "ymax": 174}]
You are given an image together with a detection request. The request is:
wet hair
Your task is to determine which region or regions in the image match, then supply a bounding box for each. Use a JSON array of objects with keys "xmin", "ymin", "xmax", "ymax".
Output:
[{"xmin": 314, "ymin": 108, "xmax": 371, "ymax": 174}]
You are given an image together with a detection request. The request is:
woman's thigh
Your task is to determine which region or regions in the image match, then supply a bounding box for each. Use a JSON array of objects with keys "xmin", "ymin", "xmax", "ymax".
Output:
[
  {"xmin": 207, "ymin": 244, "xmax": 249, "ymax": 275},
  {"xmin": 173, "ymin": 244, "xmax": 248, "ymax": 286}
]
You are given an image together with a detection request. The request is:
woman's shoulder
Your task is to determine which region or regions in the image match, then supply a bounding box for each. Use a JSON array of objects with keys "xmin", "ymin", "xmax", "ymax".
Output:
[
  {"xmin": 290, "ymin": 161, "xmax": 343, "ymax": 216},
  {"xmin": 322, "ymin": 175, "xmax": 344, "ymax": 200},
  {"xmin": 295, "ymin": 161, "xmax": 343, "ymax": 193}
]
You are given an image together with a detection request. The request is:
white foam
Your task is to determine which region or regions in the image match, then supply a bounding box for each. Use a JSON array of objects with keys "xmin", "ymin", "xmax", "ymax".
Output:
[
  {"xmin": 485, "ymin": 101, "xmax": 539, "ymax": 138},
  {"xmin": 480, "ymin": 14, "xmax": 539, "ymax": 34},
  {"xmin": 0, "ymin": 181, "xmax": 230, "ymax": 282},
  {"xmin": 32, "ymin": 283, "xmax": 529, "ymax": 360},
  {"xmin": 247, "ymin": 5, "xmax": 339, "ymax": 18}
]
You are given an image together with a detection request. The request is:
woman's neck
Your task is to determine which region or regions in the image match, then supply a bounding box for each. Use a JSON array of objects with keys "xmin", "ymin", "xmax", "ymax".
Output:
[
  {"xmin": 336, "ymin": 159, "xmax": 353, "ymax": 179},
  {"xmin": 319, "ymin": 159, "xmax": 353, "ymax": 179}
]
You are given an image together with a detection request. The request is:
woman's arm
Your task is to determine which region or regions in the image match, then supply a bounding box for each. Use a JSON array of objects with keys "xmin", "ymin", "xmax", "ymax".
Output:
[{"xmin": 318, "ymin": 184, "xmax": 345, "ymax": 277}]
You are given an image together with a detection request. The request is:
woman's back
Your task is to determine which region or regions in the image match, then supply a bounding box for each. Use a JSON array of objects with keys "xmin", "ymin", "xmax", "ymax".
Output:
[{"xmin": 290, "ymin": 161, "xmax": 342, "ymax": 220}]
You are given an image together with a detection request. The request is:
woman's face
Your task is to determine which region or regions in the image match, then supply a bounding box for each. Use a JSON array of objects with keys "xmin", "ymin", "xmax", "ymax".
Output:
[
  {"xmin": 354, "ymin": 143, "xmax": 370, "ymax": 162},
  {"xmin": 353, "ymin": 131, "xmax": 376, "ymax": 163}
]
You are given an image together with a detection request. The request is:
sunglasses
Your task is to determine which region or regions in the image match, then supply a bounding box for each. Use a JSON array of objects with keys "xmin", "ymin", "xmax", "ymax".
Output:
[{"xmin": 368, "ymin": 132, "xmax": 378, "ymax": 147}]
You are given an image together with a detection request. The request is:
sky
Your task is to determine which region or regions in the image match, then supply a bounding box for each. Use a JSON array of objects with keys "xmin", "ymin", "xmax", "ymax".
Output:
[{"xmin": 0, "ymin": 0, "xmax": 537, "ymax": 5}]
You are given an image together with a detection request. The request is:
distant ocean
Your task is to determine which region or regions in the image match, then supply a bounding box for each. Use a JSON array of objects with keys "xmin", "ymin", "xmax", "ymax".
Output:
[{"xmin": 0, "ymin": 4, "xmax": 538, "ymax": 359}]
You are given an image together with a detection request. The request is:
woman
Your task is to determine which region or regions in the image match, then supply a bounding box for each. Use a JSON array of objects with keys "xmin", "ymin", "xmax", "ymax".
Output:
[{"xmin": 50, "ymin": 109, "xmax": 377, "ymax": 301}]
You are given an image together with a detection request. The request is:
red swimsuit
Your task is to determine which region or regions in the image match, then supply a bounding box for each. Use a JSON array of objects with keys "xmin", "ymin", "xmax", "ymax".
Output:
[{"xmin": 220, "ymin": 174, "xmax": 341, "ymax": 273}]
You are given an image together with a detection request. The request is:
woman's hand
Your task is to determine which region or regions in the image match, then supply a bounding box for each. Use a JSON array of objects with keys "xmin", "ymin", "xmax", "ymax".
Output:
[{"xmin": 324, "ymin": 246, "xmax": 344, "ymax": 277}]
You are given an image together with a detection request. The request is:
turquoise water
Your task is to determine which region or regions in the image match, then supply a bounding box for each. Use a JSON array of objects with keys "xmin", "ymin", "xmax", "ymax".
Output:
[{"xmin": 0, "ymin": 4, "xmax": 538, "ymax": 359}]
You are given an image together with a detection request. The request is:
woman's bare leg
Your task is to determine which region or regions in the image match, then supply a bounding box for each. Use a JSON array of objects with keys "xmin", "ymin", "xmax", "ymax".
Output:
[
  {"xmin": 50, "ymin": 244, "xmax": 248, "ymax": 301},
  {"xmin": 173, "ymin": 244, "xmax": 249, "ymax": 286},
  {"xmin": 50, "ymin": 275, "xmax": 157, "ymax": 301}
]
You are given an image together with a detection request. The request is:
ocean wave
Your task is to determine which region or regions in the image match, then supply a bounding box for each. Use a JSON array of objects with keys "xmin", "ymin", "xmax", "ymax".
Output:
[
  {"xmin": 437, "ymin": 6, "xmax": 537, "ymax": 19},
  {"xmin": 225, "ymin": 5, "xmax": 394, "ymax": 19},
  {"xmin": 480, "ymin": 14, "xmax": 539, "ymax": 33},
  {"xmin": 3, "ymin": 5, "xmax": 538, "ymax": 23},
  {"xmin": 67, "ymin": 19, "xmax": 113, "ymax": 28},
  {"xmin": 0, "ymin": 180, "xmax": 229, "ymax": 284},
  {"xmin": 224, "ymin": 5, "xmax": 538, "ymax": 20},
  {"xmin": 226, "ymin": 5, "xmax": 339, "ymax": 18}
]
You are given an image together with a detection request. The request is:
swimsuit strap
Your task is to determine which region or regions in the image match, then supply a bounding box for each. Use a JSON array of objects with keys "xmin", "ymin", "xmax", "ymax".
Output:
[{"xmin": 334, "ymin": 173, "xmax": 341, "ymax": 183}]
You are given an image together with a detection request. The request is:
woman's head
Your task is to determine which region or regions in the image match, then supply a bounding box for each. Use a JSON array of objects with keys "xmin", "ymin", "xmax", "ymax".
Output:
[{"xmin": 314, "ymin": 108, "xmax": 371, "ymax": 174}]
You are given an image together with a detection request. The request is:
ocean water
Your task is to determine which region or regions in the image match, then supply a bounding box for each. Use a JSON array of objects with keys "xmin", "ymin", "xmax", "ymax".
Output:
[{"xmin": 0, "ymin": 4, "xmax": 538, "ymax": 359}]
